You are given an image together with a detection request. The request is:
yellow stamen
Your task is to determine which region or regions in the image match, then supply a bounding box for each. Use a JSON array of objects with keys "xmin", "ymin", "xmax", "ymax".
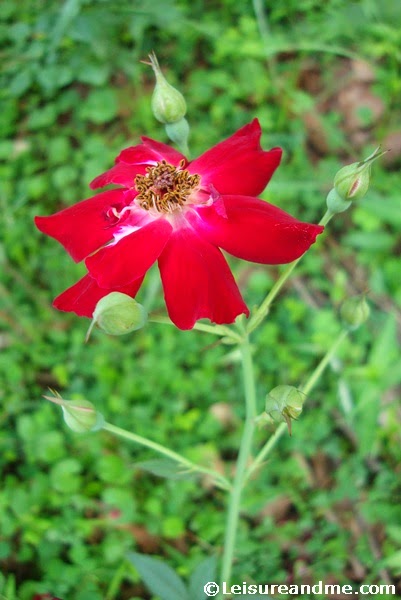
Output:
[{"xmin": 135, "ymin": 160, "xmax": 200, "ymax": 214}]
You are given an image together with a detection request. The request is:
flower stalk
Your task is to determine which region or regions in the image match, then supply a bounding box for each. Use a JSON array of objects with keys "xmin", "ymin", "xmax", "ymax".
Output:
[
  {"xmin": 218, "ymin": 323, "xmax": 351, "ymax": 587},
  {"xmin": 148, "ymin": 314, "xmax": 243, "ymax": 342},
  {"xmin": 102, "ymin": 422, "xmax": 231, "ymax": 491},
  {"xmin": 220, "ymin": 332, "xmax": 258, "ymax": 588}
]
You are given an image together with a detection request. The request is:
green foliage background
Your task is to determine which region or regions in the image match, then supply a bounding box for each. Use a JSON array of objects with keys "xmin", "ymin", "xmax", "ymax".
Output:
[{"xmin": 1, "ymin": 0, "xmax": 401, "ymax": 598}]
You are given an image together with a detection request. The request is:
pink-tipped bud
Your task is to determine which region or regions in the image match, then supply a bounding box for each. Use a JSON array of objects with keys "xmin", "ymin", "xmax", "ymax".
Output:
[{"xmin": 333, "ymin": 146, "xmax": 385, "ymax": 202}]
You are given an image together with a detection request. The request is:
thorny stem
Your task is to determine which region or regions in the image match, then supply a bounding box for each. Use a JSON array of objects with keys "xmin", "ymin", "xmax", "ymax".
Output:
[{"xmin": 102, "ymin": 422, "xmax": 230, "ymax": 491}]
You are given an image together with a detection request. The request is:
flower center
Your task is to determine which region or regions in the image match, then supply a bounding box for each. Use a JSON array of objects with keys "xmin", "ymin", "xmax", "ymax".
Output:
[{"xmin": 135, "ymin": 159, "xmax": 200, "ymax": 214}]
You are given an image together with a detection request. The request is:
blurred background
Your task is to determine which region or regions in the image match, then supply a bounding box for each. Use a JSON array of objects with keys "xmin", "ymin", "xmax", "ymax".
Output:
[{"xmin": 1, "ymin": 0, "xmax": 401, "ymax": 598}]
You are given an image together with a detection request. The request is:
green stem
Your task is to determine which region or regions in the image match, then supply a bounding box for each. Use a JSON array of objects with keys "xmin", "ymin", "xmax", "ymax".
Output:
[
  {"xmin": 220, "ymin": 336, "xmax": 258, "ymax": 588},
  {"xmin": 247, "ymin": 209, "xmax": 333, "ymax": 334},
  {"xmin": 102, "ymin": 422, "xmax": 230, "ymax": 491},
  {"xmin": 247, "ymin": 257, "xmax": 302, "ymax": 333},
  {"xmin": 245, "ymin": 327, "xmax": 349, "ymax": 482},
  {"xmin": 149, "ymin": 314, "xmax": 242, "ymax": 342},
  {"xmin": 252, "ymin": 0, "xmax": 278, "ymax": 86},
  {"xmin": 178, "ymin": 141, "xmax": 190, "ymax": 157},
  {"xmin": 106, "ymin": 562, "xmax": 127, "ymax": 600},
  {"xmin": 300, "ymin": 328, "xmax": 349, "ymax": 396}
]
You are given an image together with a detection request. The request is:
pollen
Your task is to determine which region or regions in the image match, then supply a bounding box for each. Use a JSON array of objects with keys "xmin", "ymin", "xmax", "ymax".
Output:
[{"xmin": 135, "ymin": 159, "xmax": 200, "ymax": 213}]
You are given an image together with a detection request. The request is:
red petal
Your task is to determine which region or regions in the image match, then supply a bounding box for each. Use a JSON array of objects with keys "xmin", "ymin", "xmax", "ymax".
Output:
[
  {"xmin": 193, "ymin": 195, "xmax": 324, "ymax": 264},
  {"xmin": 90, "ymin": 163, "xmax": 138, "ymax": 190},
  {"xmin": 189, "ymin": 119, "xmax": 282, "ymax": 196},
  {"xmin": 140, "ymin": 137, "xmax": 187, "ymax": 165},
  {"xmin": 90, "ymin": 139, "xmax": 187, "ymax": 190},
  {"xmin": 116, "ymin": 143, "xmax": 164, "ymax": 165},
  {"xmin": 91, "ymin": 146, "xmax": 160, "ymax": 190},
  {"xmin": 53, "ymin": 273, "xmax": 144, "ymax": 317},
  {"xmin": 117, "ymin": 138, "xmax": 186, "ymax": 167},
  {"xmin": 158, "ymin": 228, "xmax": 249, "ymax": 330},
  {"xmin": 34, "ymin": 190, "xmax": 133, "ymax": 263},
  {"xmin": 85, "ymin": 218, "xmax": 172, "ymax": 288}
]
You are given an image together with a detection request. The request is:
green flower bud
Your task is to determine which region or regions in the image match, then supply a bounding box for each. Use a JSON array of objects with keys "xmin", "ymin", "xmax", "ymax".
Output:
[
  {"xmin": 333, "ymin": 146, "xmax": 385, "ymax": 202},
  {"xmin": 62, "ymin": 399, "xmax": 103, "ymax": 433},
  {"xmin": 340, "ymin": 295, "xmax": 370, "ymax": 330},
  {"xmin": 44, "ymin": 391, "xmax": 104, "ymax": 433},
  {"xmin": 148, "ymin": 52, "xmax": 187, "ymax": 125},
  {"xmin": 265, "ymin": 385, "xmax": 305, "ymax": 435},
  {"xmin": 86, "ymin": 292, "xmax": 147, "ymax": 340},
  {"xmin": 326, "ymin": 188, "xmax": 352, "ymax": 214}
]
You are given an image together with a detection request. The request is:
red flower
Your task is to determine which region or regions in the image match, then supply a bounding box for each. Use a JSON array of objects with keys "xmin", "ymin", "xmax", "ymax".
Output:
[{"xmin": 35, "ymin": 120, "xmax": 323, "ymax": 330}]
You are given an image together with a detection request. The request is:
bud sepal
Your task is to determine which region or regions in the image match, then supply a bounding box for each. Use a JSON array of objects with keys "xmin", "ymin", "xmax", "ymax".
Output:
[
  {"xmin": 265, "ymin": 385, "xmax": 305, "ymax": 435},
  {"xmin": 326, "ymin": 188, "xmax": 352, "ymax": 214}
]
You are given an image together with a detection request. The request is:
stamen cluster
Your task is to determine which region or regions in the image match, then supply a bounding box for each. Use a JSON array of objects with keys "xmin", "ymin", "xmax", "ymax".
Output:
[{"xmin": 135, "ymin": 159, "xmax": 200, "ymax": 213}]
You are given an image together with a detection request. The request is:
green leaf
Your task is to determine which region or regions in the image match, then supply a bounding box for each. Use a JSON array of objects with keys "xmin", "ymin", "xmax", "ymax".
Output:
[
  {"xmin": 362, "ymin": 193, "xmax": 401, "ymax": 227},
  {"xmin": 162, "ymin": 516, "xmax": 185, "ymax": 538},
  {"xmin": 50, "ymin": 458, "xmax": 82, "ymax": 493},
  {"xmin": 78, "ymin": 89, "xmax": 118, "ymax": 124},
  {"xmin": 134, "ymin": 459, "xmax": 195, "ymax": 481},
  {"xmin": 37, "ymin": 65, "xmax": 74, "ymax": 92},
  {"xmin": 189, "ymin": 555, "xmax": 217, "ymax": 600},
  {"xmin": 47, "ymin": 0, "xmax": 82, "ymax": 61},
  {"xmin": 9, "ymin": 70, "xmax": 33, "ymax": 97},
  {"xmin": 27, "ymin": 104, "xmax": 57, "ymax": 130},
  {"xmin": 76, "ymin": 62, "xmax": 110, "ymax": 86},
  {"xmin": 386, "ymin": 525, "xmax": 401, "ymax": 545},
  {"xmin": 368, "ymin": 313, "xmax": 398, "ymax": 370},
  {"xmin": 344, "ymin": 230, "xmax": 394, "ymax": 252},
  {"xmin": 127, "ymin": 552, "xmax": 189, "ymax": 600},
  {"xmin": 0, "ymin": 572, "xmax": 16, "ymax": 599},
  {"xmin": 47, "ymin": 136, "xmax": 71, "ymax": 165},
  {"xmin": 52, "ymin": 165, "xmax": 78, "ymax": 189},
  {"xmin": 384, "ymin": 549, "xmax": 401, "ymax": 575}
]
